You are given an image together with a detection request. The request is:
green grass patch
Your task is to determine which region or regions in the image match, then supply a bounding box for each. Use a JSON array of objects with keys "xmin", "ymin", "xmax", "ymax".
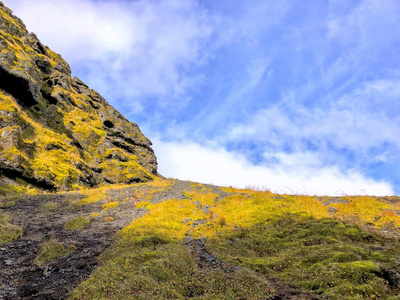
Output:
[
  {"xmin": 71, "ymin": 188, "xmax": 400, "ymax": 299},
  {"xmin": 0, "ymin": 200, "xmax": 16, "ymax": 208},
  {"xmin": 41, "ymin": 202, "xmax": 59, "ymax": 211},
  {"xmin": 207, "ymin": 215, "xmax": 400, "ymax": 299},
  {"xmin": 0, "ymin": 212, "xmax": 23, "ymax": 245},
  {"xmin": 64, "ymin": 216, "xmax": 90, "ymax": 231},
  {"xmin": 34, "ymin": 238, "xmax": 73, "ymax": 266},
  {"xmin": 70, "ymin": 238, "xmax": 275, "ymax": 300},
  {"xmin": 0, "ymin": 182, "xmax": 39, "ymax": 202}
]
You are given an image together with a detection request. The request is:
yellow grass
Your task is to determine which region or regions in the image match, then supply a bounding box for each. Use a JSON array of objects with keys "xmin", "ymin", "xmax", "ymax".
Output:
[
  {"xmin": 330, "ymin": 196, "xmax": 400, "ymax": 228},
  {"xmin": 102, "ymin": 201, "xmax": 118, "ymax": 211}
]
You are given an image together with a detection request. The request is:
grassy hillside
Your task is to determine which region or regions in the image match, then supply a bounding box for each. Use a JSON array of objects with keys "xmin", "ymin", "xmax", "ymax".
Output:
[
  {"xmin": 61, "ymin": 181, "xmax": 400, "ymax": 299},
  {"xmin": 1, "ymin": 179, "xmax": 399, "ymax": 299}
]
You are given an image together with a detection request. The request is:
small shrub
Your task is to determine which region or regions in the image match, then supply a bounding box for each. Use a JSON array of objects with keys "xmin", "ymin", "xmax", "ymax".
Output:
[
  {"xmin": 63, "ymin": 197, "xmax": 80, "ymax": 211},
  {"xmin": 90, "ymin": 212, "xmax": 102, "ymax": 218},
  {"xmin": 5, "ymin": 201, "xmax": 16, "ymax": 207},
  {"xmin": 104, "ymin": 216, "xmax": 114, "ymax": 222},
  {"xmin": 217, "ymin": 216, "xmax": 227, "ymax": 226},
  {"xmin": 0, "ymin": 201, "xmax": 16, "ymax": 208},
  {"xmin": 64, "ymin": 217, "xmax": 89, "ymax": 231},
  {"xmin": 102, "ymin": 201, "xmax": 118, "ymax": 211}
]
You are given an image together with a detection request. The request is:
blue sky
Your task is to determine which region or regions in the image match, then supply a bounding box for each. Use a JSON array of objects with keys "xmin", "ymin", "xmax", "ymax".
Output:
[{"xmin": 4, "ymin": 0, "xmax": 400, "ymax": 195}]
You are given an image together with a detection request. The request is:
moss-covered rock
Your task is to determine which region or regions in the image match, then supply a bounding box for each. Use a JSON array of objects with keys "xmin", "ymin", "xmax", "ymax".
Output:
[{"xmin": 0, "ymin": 2, "xmax": 158, "ymax": 191}]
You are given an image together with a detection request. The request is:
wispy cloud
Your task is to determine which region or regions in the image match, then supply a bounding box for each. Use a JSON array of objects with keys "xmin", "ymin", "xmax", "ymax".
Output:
[{"xmin": 228, "ymin": 77, "xmax": 400, "ymax": 151}]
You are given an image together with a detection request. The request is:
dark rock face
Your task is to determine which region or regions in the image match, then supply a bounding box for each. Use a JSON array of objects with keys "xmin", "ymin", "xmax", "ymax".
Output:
[
  {"xmin": 0, "ymin": 66, "xmax": 38, "ymax": 107},
  {"xmin": 0, "ymin": 2, "xmax": 158, "ymax": 190}
]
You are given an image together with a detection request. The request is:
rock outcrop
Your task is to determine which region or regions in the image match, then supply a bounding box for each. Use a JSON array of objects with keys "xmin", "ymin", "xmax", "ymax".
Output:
[{"xmin": 0, "ymin": 2, "xmax": 158, "ymax": 190}]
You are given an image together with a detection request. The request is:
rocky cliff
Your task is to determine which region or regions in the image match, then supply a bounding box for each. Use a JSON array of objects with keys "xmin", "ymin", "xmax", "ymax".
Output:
[{"xmin": 0, "ymin": 2, "xmax": 158, "ymax": 191}]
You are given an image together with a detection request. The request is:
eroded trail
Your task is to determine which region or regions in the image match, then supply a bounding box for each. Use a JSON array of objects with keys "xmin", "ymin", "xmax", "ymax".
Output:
[{"xmin": 0, "ymin": 180, "xmax": 192, "ymax": 299}]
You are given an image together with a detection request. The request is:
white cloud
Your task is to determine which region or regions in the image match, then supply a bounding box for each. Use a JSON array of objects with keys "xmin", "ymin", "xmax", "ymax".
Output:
[
  {"xmin": 5, "ymin": 1, "xmax": 134, "ymax": 59},
  {"xmin": 152, "ymin": 138, "xmax": 394, "ymax": 196},
  {"xmin": 4, "ymin": 0, "xmax": 214, "ymax": 110},
  {"xmin": 228, "ymin": 77, "xmax": 400, "ymax": 152}
]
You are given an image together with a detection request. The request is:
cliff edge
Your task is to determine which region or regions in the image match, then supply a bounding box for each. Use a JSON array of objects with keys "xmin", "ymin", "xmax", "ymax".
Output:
[{"xmin": 0, "ymin": 2, "xmax": 158, "ymax": 191}]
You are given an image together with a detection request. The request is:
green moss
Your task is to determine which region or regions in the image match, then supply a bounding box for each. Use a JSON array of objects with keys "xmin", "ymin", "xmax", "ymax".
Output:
[
  {"xmin": 64, "ymin": 107, "xmax": 106, "ymax": 148},
  {"xmin": 3, "ymin": 201, "xmax": 16, "ymax": 207},
  {"xmin": 70, "ymin": 241, "xmax": 275, "ymax": 300},
  {"xmin": 64, "ymin": 216, "xmax": 90, "ymax": 231},
  {"xmin": 100, "ymin": 159, "xmax": 154, "ymax": 184},
  {"xmin": 337, "ymin": 260, "xmax": 380, "ymax": 276},
  {"xmin": 0, "ymin": 182, "xmax": 39, "ymax": 201},
  {"xmin": 31, "ymin": 148, "xmax": 81, "ymax": 187},
  {"xmin": 370, "ymin": 251, "xmax": 394, "ymax": 263},
  {"xmin": 41, "ymin": 202, "xmax": 59, "ymax": 211},
  {"xmin": 208, "ymin": 216, "xmax": 399, "ymax": 298},
  {"xmin": 0, "ymin": 212, "xmax": 23, "ymax": 245},
  {"xmin": 34, "ymin": 238, "xmax": 73, "ymax": 266},
  {"xmin": 0, "ymin": 89, "xmax": 18, "ymax": 111}
]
